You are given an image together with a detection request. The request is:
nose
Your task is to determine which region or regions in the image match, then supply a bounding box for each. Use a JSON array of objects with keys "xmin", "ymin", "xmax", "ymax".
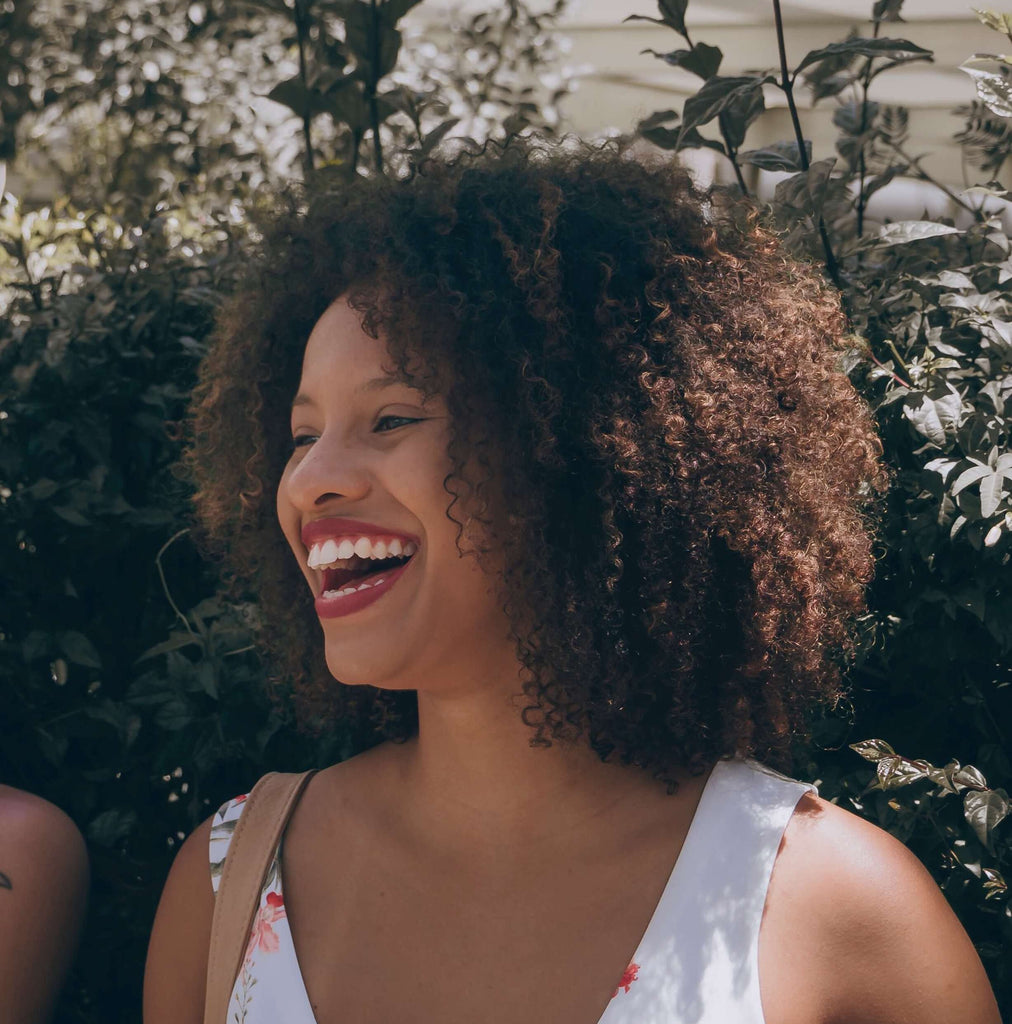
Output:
[{"xmin": 282, "ymin": 433, "xmax": 373, "ymax": 509}]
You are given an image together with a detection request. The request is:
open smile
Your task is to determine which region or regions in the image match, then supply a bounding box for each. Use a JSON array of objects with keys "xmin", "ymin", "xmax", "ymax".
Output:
[{"xmin": 301, "ymin": 520, "xmax": 420, "ymax": 620}]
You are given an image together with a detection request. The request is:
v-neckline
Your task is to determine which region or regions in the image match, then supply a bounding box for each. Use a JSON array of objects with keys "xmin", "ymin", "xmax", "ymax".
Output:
[{"xmin": 275, "ymin": 758, "xmax": 728, "ymax": 1024}]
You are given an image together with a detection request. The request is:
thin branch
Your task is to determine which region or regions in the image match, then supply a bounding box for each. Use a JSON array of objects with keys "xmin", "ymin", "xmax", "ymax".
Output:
[
  {"xmin": 682, "ymin": 23, "xmax": 750, "ymax": 196},
  {"xmin": 771, "ymin": 0, "xmax": 842, "ymax": 289},
  {"xmin": 881, "ymin": 137, "xmax": 980, "ymax": 217},
  {"xmin": 368, "ymin": 0, "xmax": 384, "ymax": 173},
  {"xmin": 855, "ymin": 18, "xmax": 882, "ymax": 238},
  {"xmin": 294, "ymin": 2, "xmax": 316, "ymax": 179},
  {"xmin": 155, "ymin": 528, "xmax": 198, "ymax": 639}
]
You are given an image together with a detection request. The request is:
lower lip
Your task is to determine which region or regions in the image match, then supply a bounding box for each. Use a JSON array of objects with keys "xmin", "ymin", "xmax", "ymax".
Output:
[{"xmin": 314, "ymin": 559, "xmax": 412, "ymax": 620}]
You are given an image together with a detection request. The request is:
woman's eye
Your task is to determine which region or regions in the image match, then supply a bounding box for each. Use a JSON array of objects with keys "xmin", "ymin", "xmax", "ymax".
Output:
[
  {"xmin": 375, "ymin": 415, "xmax": 422, "ymax": 432},
  {"xmin": 290, "ymin": 435, "xmax": 316, "ymax": 450}
]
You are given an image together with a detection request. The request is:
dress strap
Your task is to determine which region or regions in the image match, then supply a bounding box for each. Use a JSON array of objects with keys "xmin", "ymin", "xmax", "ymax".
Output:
[
  {"xmin": 204, "ymin": 770, "xmax": 316, "ymax": 1024},
  {"xmin": 600, "ymin": 757, "xmax": 815, "ymax": 1024}
]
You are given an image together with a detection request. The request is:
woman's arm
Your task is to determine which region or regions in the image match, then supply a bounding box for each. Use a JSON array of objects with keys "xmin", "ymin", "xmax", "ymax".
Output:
[
  {"xmin": 143, "ymin": 816, "xmax": 215, "ymax": 1024},
  {"xmin": 777, "ymin": 794, "xmax": 1002, "ymax": 1024},
  {"xmin": 0, "ymin": 787, "xmax": 89, "ymax": 1024}
]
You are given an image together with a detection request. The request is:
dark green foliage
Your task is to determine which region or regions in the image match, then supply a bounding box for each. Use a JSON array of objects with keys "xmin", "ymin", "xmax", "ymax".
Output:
[
  {"xmin": 633, "ymin": 0, "xmax": 1012, "ymax": 1011},
  {"xmin": 0, "ymin": 200, "xmax": 357, "ymax": 1021}
]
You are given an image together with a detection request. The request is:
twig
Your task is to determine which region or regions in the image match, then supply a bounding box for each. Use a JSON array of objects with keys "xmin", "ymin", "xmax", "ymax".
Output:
[
  {"xmin": 155, "ymin": 528, "xmax": 199, "ymax": 639},
  {"xmin": 294, "ymin": 1, "xmax": 316, "ymax": 179},
  {"xmin": 855, "ymin": 18, "xmax": 882, "ymax": 238},
  {"xmin": 771, "ymin": 0, "xmax": 842, "ymax": 289},
  {"xmin": 368, "ymin": 0, "xmax": 384, "ymax": 173},
  {"xmin": 681, "ymin": 24, "xmax": 750, "ymax": 195},
  {"xmin": 882, "ymin": 138, "xmax": 980, "ymax": 217}
]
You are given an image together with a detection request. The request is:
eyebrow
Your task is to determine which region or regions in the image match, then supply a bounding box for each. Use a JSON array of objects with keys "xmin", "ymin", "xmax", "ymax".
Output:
[{"xmin": 290, "ymin": 374, "xmax": 404, "ymax": 409}]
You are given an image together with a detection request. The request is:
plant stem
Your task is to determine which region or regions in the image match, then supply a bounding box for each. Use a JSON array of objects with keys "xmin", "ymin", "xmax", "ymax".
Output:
[
  {"xmin": 294, "ymin": 1, "xmax": 315, "ymax": 179},
  {"xmin": 882, "ymin": 138, "xmax": 980, "ymax": 217},
  {"xmin": 682, "ymin": 24, "xmax": 750, "ymax": 195},
  {"xmin": 368, "ymin": 0, "xmax": 384, "ymax": 173},
  {"xmin": 771, "ymin": 0, "xmax": 842, "ymax": 290},
  {"xmin": 855, "ymin": 19, "xmax": 882, "ymax": 238}
]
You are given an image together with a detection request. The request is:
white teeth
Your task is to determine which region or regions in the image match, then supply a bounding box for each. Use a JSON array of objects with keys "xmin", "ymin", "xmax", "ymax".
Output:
[
  {"xmin": 309, "ymin": 535, "xmax": 418, "ymax": 570},
  {"xmin": 322, "ymin": 577, "xmax": 379, "ymax": 600}
]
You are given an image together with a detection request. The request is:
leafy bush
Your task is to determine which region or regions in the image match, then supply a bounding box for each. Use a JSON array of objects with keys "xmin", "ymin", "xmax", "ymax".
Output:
[
  {"xmin": 630, "ymin": 0, "xmax": 1011, "ymax": 1010},
  {"xmin": 0, "ymin": 196, "xmax": 356, "ymax": 1021}
]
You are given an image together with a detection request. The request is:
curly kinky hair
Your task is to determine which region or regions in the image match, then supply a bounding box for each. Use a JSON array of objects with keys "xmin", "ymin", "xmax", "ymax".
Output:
[{"xmin": 180, "ymin": 135, "xmax": 890, "ymax": 787}]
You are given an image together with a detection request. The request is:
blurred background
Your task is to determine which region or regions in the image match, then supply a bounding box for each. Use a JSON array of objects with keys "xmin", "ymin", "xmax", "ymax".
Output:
[{"xmin": 1, "ymin": 1, "xmax": 1010, "ymax": 1021}]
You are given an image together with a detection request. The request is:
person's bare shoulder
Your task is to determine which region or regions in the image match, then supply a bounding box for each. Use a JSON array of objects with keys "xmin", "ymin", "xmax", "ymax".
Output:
[
  {"xmin": 773, "ymin": 792, "xmax": 1001, "ymax": 1024},
  {"xmin": 0, "ymin": 786, "xmax": 90, "ymax": 1024},
  {"xmin": 143, "ymin": 813, "xmax": 216, "ymax": 1024}
]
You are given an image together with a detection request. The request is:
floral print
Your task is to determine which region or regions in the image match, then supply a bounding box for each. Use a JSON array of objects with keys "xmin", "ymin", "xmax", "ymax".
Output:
[
  {"xmin": 208, "ymin": 760, "xmax": 816, "ymax": 1024},
  {"xmin": 612, "ymin": 961, "xmax": 640, "ymax": 997},
  {"xmin": 245, "ymin": 891, "xmax": 286, "ymax": 960}
]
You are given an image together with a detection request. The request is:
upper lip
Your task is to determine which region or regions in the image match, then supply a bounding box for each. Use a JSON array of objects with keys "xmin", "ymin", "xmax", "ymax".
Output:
[{"xmin": 300, "ymin": 517, "xmax": 421, "ymax": 549}]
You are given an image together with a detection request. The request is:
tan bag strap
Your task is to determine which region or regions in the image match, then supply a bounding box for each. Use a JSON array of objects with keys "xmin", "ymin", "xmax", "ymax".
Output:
[{"xmin": 203, "ymin": 769, "xmax": 317, "ymax": 1024}]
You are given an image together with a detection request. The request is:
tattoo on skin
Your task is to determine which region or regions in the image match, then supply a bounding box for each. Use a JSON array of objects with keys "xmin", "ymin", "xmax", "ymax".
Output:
[{"xmin": 0, "ymin": 871, "xmax": 10, "ymax": 890}]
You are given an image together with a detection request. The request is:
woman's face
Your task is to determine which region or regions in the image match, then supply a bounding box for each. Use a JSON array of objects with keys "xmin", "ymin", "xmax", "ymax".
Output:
[{"xmin": 277, "ymin": 296, "xmax": 516, "ymax": 693}]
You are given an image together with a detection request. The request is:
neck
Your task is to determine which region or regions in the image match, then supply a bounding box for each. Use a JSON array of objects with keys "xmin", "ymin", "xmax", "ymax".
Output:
[{"xmin": 386, "ymin": 679, "xmax": 674, "ymax": 865}]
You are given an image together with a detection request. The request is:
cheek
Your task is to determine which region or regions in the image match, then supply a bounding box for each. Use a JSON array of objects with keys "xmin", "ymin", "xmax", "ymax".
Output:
[{"xmin": 275, "ymin": 468, "xmax": 302, "ymax": 553}]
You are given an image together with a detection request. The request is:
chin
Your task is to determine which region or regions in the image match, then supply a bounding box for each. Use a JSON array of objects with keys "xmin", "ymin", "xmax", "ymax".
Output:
[{"xmin": 323, "ymin": 649, "xmax": 417, "ymax": 692}]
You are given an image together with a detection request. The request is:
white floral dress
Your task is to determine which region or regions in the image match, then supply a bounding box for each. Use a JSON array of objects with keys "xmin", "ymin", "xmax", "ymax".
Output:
[{"xmin": 209, "ymin": 758, "xmax": 815, "ymax": 1023}]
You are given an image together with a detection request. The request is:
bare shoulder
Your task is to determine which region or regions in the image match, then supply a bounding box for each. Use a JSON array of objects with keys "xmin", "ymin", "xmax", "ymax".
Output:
[
  {"xmin": 769, "ymin": 792, "xmax": 1001, "ymax": 1024},
  {"xmin": 143, "ymin": 813, "xmax": 216, "ymax": 1024},
  {"xmin": 0, "ymin": 785, "xmax": 88, "ymax": 880},
  {"xmin": 0, "ymin": 786, "xmax": 89, "ymax": 1024}
]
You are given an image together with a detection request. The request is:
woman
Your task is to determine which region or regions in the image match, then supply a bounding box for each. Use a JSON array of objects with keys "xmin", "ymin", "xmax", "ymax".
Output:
[
  {"xmin": 144, "ymin": 138, "xmax": 1001, "ymax": 1024},
  {"xmin": 0, "ymin": 785, "xmax": 89, "ymax": 1023}
]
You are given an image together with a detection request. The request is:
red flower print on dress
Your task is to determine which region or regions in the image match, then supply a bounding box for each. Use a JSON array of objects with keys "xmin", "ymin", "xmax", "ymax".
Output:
[
  {"xmin": 612, "ymin": 962, "xmax": 640, "ymax": 998},
  {"xmin": 243, "ymin": 890, "xmax": 287, "ymax": 964}
]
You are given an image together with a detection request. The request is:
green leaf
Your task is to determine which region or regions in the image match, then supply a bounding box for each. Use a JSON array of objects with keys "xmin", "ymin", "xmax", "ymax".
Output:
[
  {"xmin": 972, "ymin": 8, "xmax": 1012, "ymax": 37},
  {"xmin": 873, "ymin": 0, "xmax": 906, "ymax": 21},
  {"xmin": 772, "ymin": 158, "xmax": 837, "ymax": 214},
  {"xmin": 267, "ymin": 78, "xmax": 316, "ymax": 119},
  {"xmin": 850, "ymin": 738, "xmax": 896, "ymax": 762},
  {"xmin": 952, "ymin": 463, "xmax": 992, "ymax": 495},
  {"xmin": 134, "ymin": 630, "xmax": 202, "ymax": 665},
  {"xmin": 902, "ymin": 388, "xmax": 964, "ymax": 449},
  {"xmin": 878, "ymin": 757, "xmax": 932, "ymax": 788},
  {"xmin": 59, "ymin": 630, "xmax": 102, "ymax": 668},
  {"xmin": 960, "ymin": 64, "xmax": 1012, "ymax": 118},
  {"xmin": 419, "ymin": 117, "xmax": 460, "ymax": 156},
  {"xmin": 963, "ymin": 788, "xmax": 1010, "ymax": 847},
  {"xmin": 624, "ymin": 0, "xmax": 689, "ymax": 35},
  {"xmin": 679, "ymin": 75, "xmax": 774, "ymax": 146},
  {"xmin": 794, "ymin": 38, "xmax": 933, "ymax": 77},
  {"xmin": 740, "ymin": 140, "xmax": 811, "ymax": 171},
  {"xmin": 979, "ymin": 469, "xmax": 1007, "ymax": 517},
  {"xmin": 953, "ymin": 764, "xmax": 989, "ymax": 790},
  {"xmin": 878, "ymin": 220, "xmax": 961, "ymax": 245},
  {"xmin": 155, "ymin": 696, "xmax": 194, "ymax": 731},
  {"xmin": 380, "ymin": 0, "xmax": 423, "ymax": 23},
  {"xmin": 87, "ymin": 808, "xmax": 138, "ymax": 848},
  {"xmin": 643, "ymin": 43, "xmax": 723, "ymax": 80},
  {"xmin": 718, "ymin": 81, "xmax": 766, "ymax": 151}
]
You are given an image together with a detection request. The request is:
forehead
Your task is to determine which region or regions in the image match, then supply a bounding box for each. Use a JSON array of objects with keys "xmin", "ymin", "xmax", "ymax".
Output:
[{"xmin": 300, "ymin": 297, "xmax": 390, "ymax": 381}]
